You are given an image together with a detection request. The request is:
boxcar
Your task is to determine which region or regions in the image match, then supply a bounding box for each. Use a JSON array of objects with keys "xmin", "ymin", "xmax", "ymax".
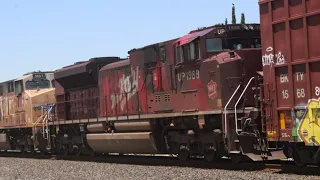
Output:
[{"xmin": 259, "ymin": 0, "xmax": 320, "ymax": 165}]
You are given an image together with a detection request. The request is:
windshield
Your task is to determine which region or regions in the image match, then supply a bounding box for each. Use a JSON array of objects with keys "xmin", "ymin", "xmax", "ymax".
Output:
[
  {"xmin": 25, "ymin": 80, "xmax": 50, "ymax": 90},
  {"xmin": 206, "ymin": 38, "xmax": 261, "ymax": 52}
]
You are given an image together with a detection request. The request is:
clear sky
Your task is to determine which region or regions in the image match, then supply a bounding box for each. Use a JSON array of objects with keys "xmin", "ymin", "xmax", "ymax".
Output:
[{"xmin": 0, "ymin": 0, "xmax": 260, "ymax": 82}]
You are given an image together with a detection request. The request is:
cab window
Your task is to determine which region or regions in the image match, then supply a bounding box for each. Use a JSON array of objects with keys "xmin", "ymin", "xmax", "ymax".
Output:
[
  {"xmin": 7, "ymin": 82, "xmax": 14, "ymax": 93},
  {"xmin": 250, "ymin": 38, "xmax": 261, "ymax": 48},
  {"xmin": 26, "ymin": 80, "xmax": 50, "ymax": 90},
  {"xmin": 224, "ymin": 38, "xmax": 245, "ymax": 50},
  {"xmin": 175, "ymin": 46, "xmax": 182, "ymax": 64},
  {"xmin": 180, "ymin": 40, "xmax": 201, "ymax": 62},
  {"xmin": 206, "ymin": 38, "xmax": 223, "ymax": 52},
  {"xmin": 0, "ymin": 85, "xmax": 3, "ymax": 96},
  {"xmin": 15, "ymin": 80, "xmax": 24, "ymax": 95},
  {"xmin": 205, "ymin": 37, "xmax": 261, "ymax": 52}
]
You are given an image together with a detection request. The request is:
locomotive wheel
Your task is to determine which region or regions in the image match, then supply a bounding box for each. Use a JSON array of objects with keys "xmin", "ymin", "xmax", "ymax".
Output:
[
  {"xmin": 204, "ymin": 150, "xmax": 216, "ymax": 162},
  {"xmin": 178, "ymin": 149, "xmax": 189, "ymax": 161},
  {"xmin": 20, "ymin": 146, "xmax": 26, "ymax": 154},
  {"xmin": 230, "ymin": 153, "xmax": 244, "ymax": 164},
  {"xmin": 283, "ymin": 144, "xmax": 293, "ymax": 158},
  {"xmin": 73, "ymin": 145, "xmax": 81, "ymax": 156},
  {"xmin": 292, "ymin": 151, "xmax": 306, "ymax": 167},
  {"xmin": 60, "ymin": 145, "xmax": 69, "ymax": 156},
  {"xmin": 30, "ymin": 148, "xmax": 36, "ymax": 155}
]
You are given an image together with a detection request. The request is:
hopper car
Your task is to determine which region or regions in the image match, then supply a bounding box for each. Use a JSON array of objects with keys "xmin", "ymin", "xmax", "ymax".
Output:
[{"xmin": 0, "ymin": 0, "xmax": 318, "ymax": 167}]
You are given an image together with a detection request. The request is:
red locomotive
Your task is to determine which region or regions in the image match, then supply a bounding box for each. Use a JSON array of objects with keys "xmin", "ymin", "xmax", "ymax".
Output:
[
  {"xmin": 52, "ymin": 23, "xmax": 265, "ymax": 162},
  {"xmin": 0, "ymin": 0, "xmax": 319, "ymax": 167}
]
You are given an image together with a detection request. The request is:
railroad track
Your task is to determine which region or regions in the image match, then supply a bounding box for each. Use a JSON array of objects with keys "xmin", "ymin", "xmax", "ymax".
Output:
[{"xmin": 0, "ymin": 150, "xmax": 318, "ymax": 176}]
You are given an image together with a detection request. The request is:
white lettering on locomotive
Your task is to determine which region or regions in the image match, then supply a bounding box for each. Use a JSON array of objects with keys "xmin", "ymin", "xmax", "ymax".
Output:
[
  {"xmin": 217, "ymin": 29, "xmax": 225, "ymax": 35},
  {"xmin": 110, "ymin": 67, "xmax": 139, "ymax": 112},
  {"xmin": 177, "ymin": 70, "xmax": 200, "ymax": 82}
]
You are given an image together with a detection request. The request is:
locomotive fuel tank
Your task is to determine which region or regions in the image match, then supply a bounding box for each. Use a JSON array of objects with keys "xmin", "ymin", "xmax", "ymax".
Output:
[
  {"xmin": 113, "ymin": 120, "xmax": 152, "ymax": 132},
  {"xmin": 86, "ymin": 132, "xmax": 158, "ymax": 154},
  {"xmin": 87, "ymin": 122, "xmax": 107, "ymax": 133}
]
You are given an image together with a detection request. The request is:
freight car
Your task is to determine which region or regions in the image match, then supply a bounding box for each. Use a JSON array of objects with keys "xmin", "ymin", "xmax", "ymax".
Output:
[{"xmin": 258, "ymin": 0, "xmax": 320, "ymax": 166}]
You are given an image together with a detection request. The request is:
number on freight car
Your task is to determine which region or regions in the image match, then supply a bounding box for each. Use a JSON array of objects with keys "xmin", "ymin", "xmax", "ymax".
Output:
[
  {"xmin": 280, "ymin": 74, "xmax": 289, "ymax": 99},
  {"xmin": 294, "ymin": 71, "xmax": 306, "ymax": 99},
  {"xmin": 177, "ymin": 70, "xmax": 200, "ymax": 82},
  {"xmin": 296, "ymin": 88, "xmax": 305, "ymax": 99},
  {"xmin": 315, "ymin": 86, "xmax": 320, "ymax": 96},
  {"xmin": 277, "ymin": 69, "xmax": 291, "ymax": 105},
  {"xmin": 282, "ymin": 90, "xmax": 289, "ymax": 99}
]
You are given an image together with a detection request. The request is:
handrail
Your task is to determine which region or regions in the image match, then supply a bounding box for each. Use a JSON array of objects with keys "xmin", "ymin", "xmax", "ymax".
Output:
[
  {"xmin": 43, "ymin": 105, "xmax": 53, "ymax": 139},
  {"xmin": 234, "ymin": 77, "xmax": 255, "ymax": 134},
  {"xmin": 223, "ymin": 83, "xmax": 241, "ymax": 138},
  {"xmin": 32, "ymin": 105, "xmax": 53, "ymax": 138},
  {"xmin": 32, "ymin": 104, "xmax": 53, "ymax": 150}
]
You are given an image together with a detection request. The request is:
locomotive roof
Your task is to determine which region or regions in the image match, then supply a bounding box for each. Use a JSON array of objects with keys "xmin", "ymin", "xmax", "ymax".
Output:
[
  {"xmin": 0, "ymin": 71, "xmax": 54, "ymax": 84},
  {"xmin": 23, "ymin": 71, "xmax": 55, "ymax": 76},
  {"xmin": 54, "ymin": 56, "xmax": 123, "ymax": 79},
  {"xmin": 128, "ymin": 38, "xmax": 177, "ymax": 54},
  {"xmin": 128, "ymin": 23, "xmax": 260, "ymax": 53},
  {"xmin": 100, "ymin": 59, "xmax": 130, "ymax": 72},
  {"xmin": 175, "ymin": 27, "xmax": 214, "ymax": 47},
  {"xmin": 56, "ymin": 57, "xmax": 122, "ymax": 72}
]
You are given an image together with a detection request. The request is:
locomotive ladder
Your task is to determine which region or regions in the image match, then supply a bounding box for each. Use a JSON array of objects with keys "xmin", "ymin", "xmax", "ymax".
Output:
[
  {"xmin": 223, "ymin": 83, "xmax": 241, "ymax": 138},
  {"xmin": 223, "ymin": 77, "xmax": 258, "ymax": 138},
  {"xmin": 234, "ymin": 77, "xmax": 255, "ymax": 134},
  {"xmin": 32, "ymin": 105, "xmax": 54, "ymax": 150}
]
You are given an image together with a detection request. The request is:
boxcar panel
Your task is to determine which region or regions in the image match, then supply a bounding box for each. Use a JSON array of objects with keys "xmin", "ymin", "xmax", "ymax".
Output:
[
  {"xmin": 307, "ymin": 14, "xmax": 320, "ymax": 59},
  {"xmin": 290, "ymin": 18, "xmax": 305, "ymax": 61},
  {"xmin": 306, "ymin": 0, "xmax": 320, "ymax": 13}
]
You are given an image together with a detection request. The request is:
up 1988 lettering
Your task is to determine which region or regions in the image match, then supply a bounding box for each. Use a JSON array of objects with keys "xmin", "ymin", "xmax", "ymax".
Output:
[{"xmin": 177, "ymin": 70, "xmax": 200, "ymax": 82}]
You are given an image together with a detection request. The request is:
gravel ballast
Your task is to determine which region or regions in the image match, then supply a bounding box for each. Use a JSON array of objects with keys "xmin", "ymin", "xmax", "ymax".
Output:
[{"xmin": 0, "ymin": 157, "xmax": 318, "ymax": 180}]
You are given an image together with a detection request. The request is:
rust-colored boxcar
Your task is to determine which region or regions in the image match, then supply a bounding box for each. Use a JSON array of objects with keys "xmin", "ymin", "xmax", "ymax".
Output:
[{"xmin": 259, "ymin": 0, "xmax": 320, "ymax": 146}]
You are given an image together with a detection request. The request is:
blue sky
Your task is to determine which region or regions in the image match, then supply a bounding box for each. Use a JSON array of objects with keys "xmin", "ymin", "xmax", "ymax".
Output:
[{"xmin": 0, "ymin": 0, "xmax": 260, "ymax": 82}]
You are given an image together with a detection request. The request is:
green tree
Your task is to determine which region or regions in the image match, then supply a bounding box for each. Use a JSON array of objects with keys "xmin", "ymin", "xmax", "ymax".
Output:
[
  {"xmin": 225, "ymin": 18, "xmax": 228, "ymax": 25},
  {"xmin": 232, "ymin": 3, "xmax": 236, "ymax": 24},
  {"xmin": 241, "ymin": 13, "xmax": 246, "ymax": 24}
]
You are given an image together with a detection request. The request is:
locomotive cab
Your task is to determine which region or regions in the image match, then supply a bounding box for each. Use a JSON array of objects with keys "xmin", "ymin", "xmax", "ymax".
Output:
[
  {"xmin": 0, "ymin": 71, "xmax": 55, "ymax": 127},
  {"xmin": 172, "ymin": 24, "xmax": 263, "ymax": 114},
  {"xmin": 174, "ymin": 23, "xmax": 261, "ymax": 64}
]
